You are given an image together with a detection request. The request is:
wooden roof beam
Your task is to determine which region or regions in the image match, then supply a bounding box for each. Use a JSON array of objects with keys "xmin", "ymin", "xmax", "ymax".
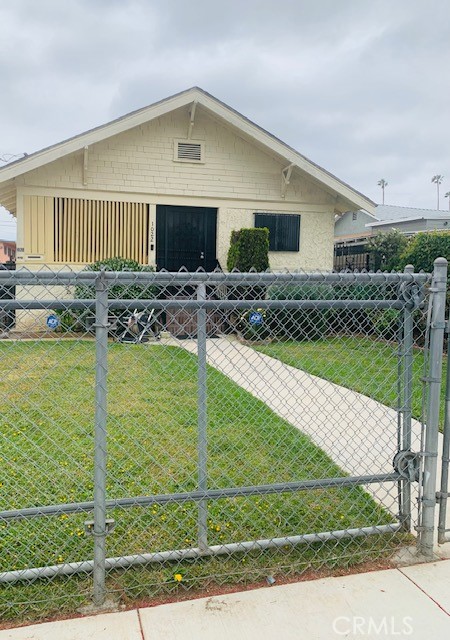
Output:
[{"xmin": 187, "ymin": 101, "xmax": 197, "ymax": 139}]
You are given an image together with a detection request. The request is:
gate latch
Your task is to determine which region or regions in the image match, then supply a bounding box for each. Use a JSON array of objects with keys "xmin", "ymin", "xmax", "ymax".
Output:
[{"xmin": 393, "ymin": 450, "xmax": 420, "ymax": 482}]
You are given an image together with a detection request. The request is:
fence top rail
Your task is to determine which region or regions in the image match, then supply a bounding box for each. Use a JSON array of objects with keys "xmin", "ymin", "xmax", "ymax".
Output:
[
  {"xmin": 0, "ymin": 298, "xmax": 408, "ymax": 311},
  {"xmin": 0, "ymin": 269, "xmax": 431, "ymax": 287}
]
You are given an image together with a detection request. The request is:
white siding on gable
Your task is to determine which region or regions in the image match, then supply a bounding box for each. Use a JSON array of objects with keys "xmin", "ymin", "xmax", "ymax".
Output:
[
  {"xmin": 19, "ymin": 107, "xmax": 335, "ymax": 206},
  {"xmin": 14, "ymin": 104, "xmax": 338, "ymax": 273}
]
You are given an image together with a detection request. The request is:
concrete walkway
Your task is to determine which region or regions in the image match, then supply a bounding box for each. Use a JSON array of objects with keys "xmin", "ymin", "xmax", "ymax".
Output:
[
  {"xmin": 179, "ymin": 336, "xmax": 422, "ymax": 477},
  {"xmin": 2, "ymin": 559, "xmax": 450, "ymax": 639},
  {"xmin": 177, "ymin": 336, "xmax": 450, "ymax": 547}
]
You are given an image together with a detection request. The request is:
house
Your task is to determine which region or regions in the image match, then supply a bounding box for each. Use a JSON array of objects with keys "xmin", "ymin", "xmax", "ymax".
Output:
[
  {"xmin": 334, "ymin": 204, "xmax": 450, "ymax": 270},
  {"xmin": 0, "ymin": 239, "xmax": 16, "ymax": 263},
  {"xmin": 0, "ymin": 87, "xmax": 375, "ymax": 331},
  {"xmin": 0, "ymin": 87, "xmax": 374, "ymax": 276}
]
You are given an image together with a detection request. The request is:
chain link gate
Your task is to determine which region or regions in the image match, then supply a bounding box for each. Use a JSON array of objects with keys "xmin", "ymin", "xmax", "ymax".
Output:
[{"xmin": 0, "ymin": 261, "xmax": 446, "ymax": 622}]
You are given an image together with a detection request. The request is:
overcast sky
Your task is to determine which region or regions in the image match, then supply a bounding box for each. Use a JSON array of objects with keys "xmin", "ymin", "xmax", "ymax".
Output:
[{"xmin": 1, "ymin": 0, "xmax": 450, "ymax": 240}]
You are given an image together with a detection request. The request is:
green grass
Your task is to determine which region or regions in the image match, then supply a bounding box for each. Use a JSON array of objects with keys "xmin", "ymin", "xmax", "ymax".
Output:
[
  {"xmin": 0, "ymin": 341, "xmax": 404, "ymax": 623},
  {"xmin": 255, "ymin": 336, "xmax": 447, "ymax": 427}
]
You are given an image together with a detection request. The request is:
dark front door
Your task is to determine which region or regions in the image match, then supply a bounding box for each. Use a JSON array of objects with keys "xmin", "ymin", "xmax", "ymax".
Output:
[{"xmin": 156, "ymin": 205, "xmax": 217, "ymax": 271}]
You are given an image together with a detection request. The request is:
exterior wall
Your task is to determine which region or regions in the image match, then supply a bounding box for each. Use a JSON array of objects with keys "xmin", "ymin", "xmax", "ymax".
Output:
[
  {"xmin": 14, "ymin": 263, "xmax": 79, "ymax": 332},
  {"xmin": 371, "ymin": 219, "xmax": 450, "ymax": 235},
  {"xmin": 16, "ymin": 194, "xmax": 335, "ymax": 272},
  {"xmin": 371, "ymin": 220, "xmax": 428, "ymax": 235},
  {"xmin": 426, "ymin": 219, "xmax": 450, "ymax": 231},
  {"xmin": 334, "ymin": 210, "xmax": 375, "ymax": 240},
  {"xmin": 218, "ymin": 207, "xmax": 335, "ymax": 271},
  {"xmin": 0, "ymin": 240, "xmax": 16, "ymax": 262}
]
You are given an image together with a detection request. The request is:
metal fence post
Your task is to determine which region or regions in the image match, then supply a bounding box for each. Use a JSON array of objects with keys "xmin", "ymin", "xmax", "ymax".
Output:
[
  {"xmin": 197, "ymin": 283, "xmax": 208, "ymax": 552},
  {"xmin": 93, "ymin": 270, "xmax": 109, "ymax": 605},
  {"xmin": 438, "ymin": 318, "xmax": 450, "ymax": 544},
  {"xmin": 418, "ymin": 257, "xmax": 447, "ymax": 557},
  {"xmin": 399, "ymin": 264, "xmax": 414, "ymax": 531}
]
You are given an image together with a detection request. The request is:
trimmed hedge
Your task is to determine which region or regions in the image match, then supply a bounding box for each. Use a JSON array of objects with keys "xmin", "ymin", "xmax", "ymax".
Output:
[{"xmin": 227, "ymin": 228, "xmax": 269, "ymax": 272}]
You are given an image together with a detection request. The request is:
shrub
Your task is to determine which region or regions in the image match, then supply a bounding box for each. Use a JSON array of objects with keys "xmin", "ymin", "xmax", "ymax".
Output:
[
  {"xmin": 367, "ymin": 230, "xmax": 410, "ymax": 271},
  {"xmin": 62, "ymin": 257, "xmax": 158, "ymax": 333},
  {"xmin": 369, "ymin": 309, "xmax": 401, "ymax": 341},
  {"xmin": 54, "ymin": 309, "xmax": 80, "ymax": 333},
  {"xmin": 235, "ymin": 308, "xmax": 272, "ymax": 342},
  {"xmin": 397, "ymin": 231, "xmax": 450, "ymax": 272},
  {"xmin": 75, "ymin": 257, "xmax": 157, "ymax": 301},
  {"xmin": 226, "ymin": 228, "xmax": 269, "ymax": 272},
  {"xmin": 268, "ymin": 284, "xmax": 333, "ymax": 341}
]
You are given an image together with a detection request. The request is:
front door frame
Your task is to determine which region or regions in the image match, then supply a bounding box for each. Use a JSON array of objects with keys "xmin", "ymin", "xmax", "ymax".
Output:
[{"xmin": 156, "ymin": 205, "xmax": 218, "ymax": 272}]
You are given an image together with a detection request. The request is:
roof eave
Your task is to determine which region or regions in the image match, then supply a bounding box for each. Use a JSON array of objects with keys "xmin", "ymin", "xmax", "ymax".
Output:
[{"xmin": 366, "ymin": 215, "xmax": 450, "ymax": 228}]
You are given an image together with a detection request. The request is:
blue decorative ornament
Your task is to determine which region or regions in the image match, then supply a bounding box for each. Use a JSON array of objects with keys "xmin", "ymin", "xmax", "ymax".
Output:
[
  {"xmin": 249, "ymin": 311, "xmax": 263, "ymax": 326},
  {"xmin": 46, "ymin": 314, "xmax": 60, "ymax": 330}
]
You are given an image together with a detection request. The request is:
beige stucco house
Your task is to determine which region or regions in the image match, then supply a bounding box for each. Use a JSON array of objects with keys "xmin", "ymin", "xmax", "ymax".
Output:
[{"xmin": 0, "ymin": 87, "xmax": 374, "ymax": 276}]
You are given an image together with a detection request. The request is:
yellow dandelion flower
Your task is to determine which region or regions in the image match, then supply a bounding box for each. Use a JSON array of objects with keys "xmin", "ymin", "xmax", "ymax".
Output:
[{"xmin": 174, "ymin": 573, "xmax": 183, "ymax": 582}]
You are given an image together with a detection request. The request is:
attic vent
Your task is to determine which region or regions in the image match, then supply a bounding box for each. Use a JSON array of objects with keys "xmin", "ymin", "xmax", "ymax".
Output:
[{"xmin": 174, "ymin": 139, "xmax": 204, "ymax": 163}]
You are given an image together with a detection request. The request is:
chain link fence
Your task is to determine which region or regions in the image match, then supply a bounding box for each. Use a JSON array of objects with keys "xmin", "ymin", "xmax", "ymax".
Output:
[{"xmin": 0, "ymin": 263, "xmax": 446, "ymax": 623}]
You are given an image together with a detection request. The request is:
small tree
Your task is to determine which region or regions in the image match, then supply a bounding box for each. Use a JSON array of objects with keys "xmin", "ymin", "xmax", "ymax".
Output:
[
  {"xmin": 367, "ymin": 230, "xmax": 409, "ymax": 271},
  {"xmin": 227, "ymin": 228, "xmax": 269, "ymax": 272}
]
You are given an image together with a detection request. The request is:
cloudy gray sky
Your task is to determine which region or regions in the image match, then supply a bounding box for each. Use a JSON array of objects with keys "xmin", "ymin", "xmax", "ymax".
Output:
[{"xmin": 1, "ymin": 0, "xmax": 450, "ymax": 240}]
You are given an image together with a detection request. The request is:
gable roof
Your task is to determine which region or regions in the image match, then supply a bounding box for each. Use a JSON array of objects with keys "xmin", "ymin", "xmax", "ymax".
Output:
[
  {"xmin": 0, "ymin": 87, "xmax": 375, "ymax": 215},
  {"xmin": 366, "ymin": 204, "xmax": 450, "ymax": 227}
]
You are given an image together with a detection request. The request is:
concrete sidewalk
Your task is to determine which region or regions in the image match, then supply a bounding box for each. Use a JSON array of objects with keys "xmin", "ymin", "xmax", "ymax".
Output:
[{"xmin": 2, "ymin": 559, "xmax": 450, "ymax": 639}]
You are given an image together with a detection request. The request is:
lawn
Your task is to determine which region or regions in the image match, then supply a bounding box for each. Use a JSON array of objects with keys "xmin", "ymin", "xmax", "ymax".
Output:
[
  {"xmin": 0, "ymin": 340, "xmax": 403, "ymax": 622},
  {"xmin": 255, "ymin": 336, "xmax": 447, "ymax": 427}
]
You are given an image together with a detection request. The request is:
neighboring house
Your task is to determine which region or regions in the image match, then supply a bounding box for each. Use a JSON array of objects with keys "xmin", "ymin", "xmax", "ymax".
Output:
[
  {"xmin": 334, "ymin": 205, "xmax": 450, "ymax": 270},
  {"xmin": 0, "ymin": 87, "xmax": 373, "ymax": 275},
  {"xmin": 0, "ymin": 239, "xmax": 16, "ymax": 263}
]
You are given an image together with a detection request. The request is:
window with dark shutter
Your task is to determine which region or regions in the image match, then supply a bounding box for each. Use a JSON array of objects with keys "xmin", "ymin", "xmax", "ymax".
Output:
[{"xmin": 254, "ymin": 213, "xmax": 301, "ymax": 251}]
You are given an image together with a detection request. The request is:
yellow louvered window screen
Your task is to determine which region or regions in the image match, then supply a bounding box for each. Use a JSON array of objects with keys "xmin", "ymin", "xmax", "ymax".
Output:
[{"xmin": 54, "ymin": 198, "xmax": 150, "ymax": 264}]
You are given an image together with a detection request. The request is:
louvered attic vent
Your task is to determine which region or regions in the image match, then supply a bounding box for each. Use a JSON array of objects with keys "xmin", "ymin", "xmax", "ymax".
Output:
[{"xmin": 174, "ymin": 139, "xmax": 204, "ymax": 163}]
